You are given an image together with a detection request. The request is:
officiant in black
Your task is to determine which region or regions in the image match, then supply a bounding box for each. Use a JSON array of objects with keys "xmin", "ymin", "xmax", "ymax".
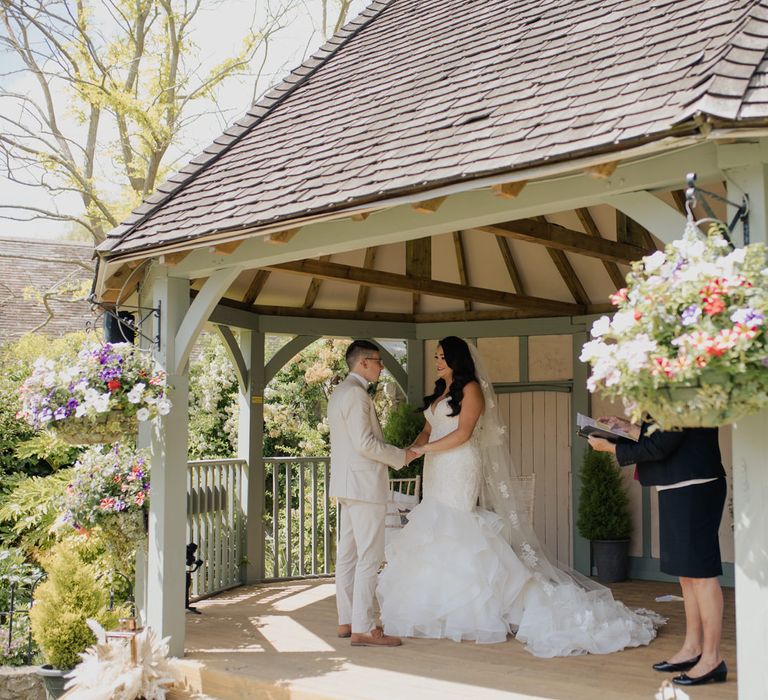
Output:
[{"xmin": 588, "ymin": 420, "xmax": 727, "ymax": 687}]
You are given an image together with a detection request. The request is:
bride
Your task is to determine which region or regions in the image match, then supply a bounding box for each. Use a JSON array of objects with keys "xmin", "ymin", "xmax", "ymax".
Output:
[{"xmin": 377, "ymin": 336, "xmax": 663, "ymax": 657}]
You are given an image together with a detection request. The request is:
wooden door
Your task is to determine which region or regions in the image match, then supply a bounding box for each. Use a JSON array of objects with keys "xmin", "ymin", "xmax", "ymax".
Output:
[{"xmin": 497, "ymin": 391, "xmax": 573, "ymax": 566}]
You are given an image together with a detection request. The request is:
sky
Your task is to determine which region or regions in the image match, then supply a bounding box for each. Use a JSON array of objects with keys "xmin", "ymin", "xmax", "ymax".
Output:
[{"xmin": 0, "ymin": 0, "xmax": 367, "ymax": 241}]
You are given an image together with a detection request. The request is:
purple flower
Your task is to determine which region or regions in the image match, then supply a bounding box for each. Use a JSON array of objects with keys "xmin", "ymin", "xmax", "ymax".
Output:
[
  {"xmin": 54, "ymin": 407, "xmax": 68, "ymax": 420},
  {"xmin": 762, "ymin": 357, "xmax": 768, "ymax": 368},
  {"xmin": 731, "ymin": 307, "xmax": 765, "ymax": 327},
  {"xmin": 681, "ymin": 305, "xmax": 702, "ymax": 326}
]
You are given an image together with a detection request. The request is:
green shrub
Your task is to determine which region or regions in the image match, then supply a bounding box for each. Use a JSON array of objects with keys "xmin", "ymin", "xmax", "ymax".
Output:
[
  {"xmin": 576, "ymin": 448, "xmax": 632, "ymax": 541},
  {"xmin": 383, "ymin": 402, "xmax": 425, "ymax": 479},
  {"xmin": 29, "ymin": 542, "xmax": 125, "ymax": 669}
]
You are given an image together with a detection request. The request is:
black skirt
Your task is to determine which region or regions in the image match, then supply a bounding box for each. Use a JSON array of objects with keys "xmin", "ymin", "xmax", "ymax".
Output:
[{"xmin": 657, "ymin": 477, "xmax": 727, "ymax": 578}]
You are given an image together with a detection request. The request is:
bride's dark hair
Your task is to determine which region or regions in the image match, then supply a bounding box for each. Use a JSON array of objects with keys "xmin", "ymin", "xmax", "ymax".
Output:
[{"xmin": 420, "ymin": 336, "xmax": 478, "ymax": 417}]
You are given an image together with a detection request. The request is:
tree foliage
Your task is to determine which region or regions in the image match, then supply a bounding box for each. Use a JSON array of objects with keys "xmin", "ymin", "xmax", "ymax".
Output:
[
  {"xmin": 0, "ymin": 0, "xmax": 360, "ymax": 242},
  {"xmin": 576, "ymin": 448, "xmax": 632, "ymax": 541}
]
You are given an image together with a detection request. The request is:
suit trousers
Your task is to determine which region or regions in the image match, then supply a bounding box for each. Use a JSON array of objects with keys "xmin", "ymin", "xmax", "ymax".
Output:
[{"xmin": 335, "ymin": 497, "xmax": 386, "ymax": 633}]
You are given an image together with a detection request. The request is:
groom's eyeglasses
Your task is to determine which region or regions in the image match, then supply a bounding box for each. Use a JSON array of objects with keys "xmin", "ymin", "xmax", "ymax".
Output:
[{"xmin": 363, "ymin": 356, "xmax": 384, "ymax": 365}]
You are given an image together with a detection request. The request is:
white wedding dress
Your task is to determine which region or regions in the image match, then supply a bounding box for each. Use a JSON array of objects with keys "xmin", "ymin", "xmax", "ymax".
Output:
[{"xmin": 377, "ymin": 395, "xmax": 662, "ymax": 656}]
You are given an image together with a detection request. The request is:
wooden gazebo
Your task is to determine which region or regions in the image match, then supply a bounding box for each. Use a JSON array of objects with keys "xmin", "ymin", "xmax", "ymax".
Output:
[{"xmin": 93, "ymin": 2, "xmax": 768, "ymax": 697}]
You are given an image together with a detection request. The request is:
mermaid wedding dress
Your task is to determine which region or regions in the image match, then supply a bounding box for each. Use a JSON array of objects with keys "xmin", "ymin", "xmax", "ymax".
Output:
[{"xmin": 377, "ymin": 349, "xmax": 663, "ymax": 657}]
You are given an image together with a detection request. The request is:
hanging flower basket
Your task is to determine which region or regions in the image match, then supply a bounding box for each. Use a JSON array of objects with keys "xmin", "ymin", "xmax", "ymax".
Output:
[
  {"xmin": 580, "ymin": 222, "xmax": 768, "ymax": 430},
  {"xmin": 18, "ymin": 342, "xmax": 171, "ymax": 444},
  {"xmin": 63, "ymin": 444, "xmax": 150, "ymax": 561},
  {"xmin": 50, "ymin": 409, "xmax": 137, "ymax": 445}
]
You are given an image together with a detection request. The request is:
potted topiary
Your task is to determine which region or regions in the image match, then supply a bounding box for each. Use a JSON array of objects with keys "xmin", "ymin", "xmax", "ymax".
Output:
[
  {"xmin": 29, "ymin": 542, "xmax": 125, "ymax": 699},
  {"xmin": 576, "ymin": 447, "xmax": 633, "ymax": 583}
]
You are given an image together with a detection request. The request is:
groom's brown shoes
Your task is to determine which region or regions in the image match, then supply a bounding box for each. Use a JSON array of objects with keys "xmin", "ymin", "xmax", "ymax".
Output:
[
  {"xmin": 351, "ymin": 628, "xmax": 402, "ymax": 647},
  {"xmin": 337, "ymin": 624, "xmax": 352, "ymax": 638}
]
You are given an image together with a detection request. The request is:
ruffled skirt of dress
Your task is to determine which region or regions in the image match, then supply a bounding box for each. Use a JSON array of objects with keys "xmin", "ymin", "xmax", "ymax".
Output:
[
  {"xmin": 377, "ymin": 498, "xmax": 664, "ymax": 655},
  {"xmin": 377, "ymin": 497, "xmax": 531, "ymax": 644}
]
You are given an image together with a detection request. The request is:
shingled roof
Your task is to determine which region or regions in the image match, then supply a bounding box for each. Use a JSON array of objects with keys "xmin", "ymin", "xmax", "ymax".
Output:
[
  {"xmin": 100, "ymin": 0, "xmax": 768, "ymax": 259},
  {"xmin": 0, "ymin": 237, "xmax": 97, "ymax": 340}
]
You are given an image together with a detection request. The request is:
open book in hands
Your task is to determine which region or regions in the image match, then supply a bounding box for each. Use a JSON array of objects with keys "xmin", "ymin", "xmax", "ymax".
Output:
[{"xmin": 576, "ymin": 413, "xmax": 639, "ymax": 443}]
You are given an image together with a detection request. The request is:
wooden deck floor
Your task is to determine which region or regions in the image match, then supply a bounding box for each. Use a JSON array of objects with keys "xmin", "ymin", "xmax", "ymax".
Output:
[{"xmin": 177, "ymin": 578, "xmax": 737, "ymax": 700}]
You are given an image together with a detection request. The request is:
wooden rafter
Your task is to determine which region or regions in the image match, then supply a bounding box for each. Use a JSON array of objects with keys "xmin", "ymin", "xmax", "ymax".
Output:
[
  {"xmin": 491, "ymin": 180, "xmax": 527, "ymax": 199},
  {"xmin": 267, "ymin": 259, "xmax": 584, "ymax": 316},
  {"xmin": 547, "ymin": 248, "xmax": 590, "ymax": 305},
  {"xmin": 264, "ymin": 228, "xmax": 300, "ymax": 244},
  {"xmin": 534, "ymin": 216, "xmax": 589, "ymax": 306},
  {"xmin": 356, "ymin": 247, "xmax": 378, "ymax": 312},
  {"xmin": 302, "ymin": 255, "xmax": 331, "ymax": 309},
  {"xmin": 412, "ymin": 196, "xmax": 446, "ymax": 214},
  {"xmin": 671, "ymin": 189, "xmax": 687, "ymax": 215},
  {"xmin": 616, "ymin": 210, "xmax": 656, "ymax": 251},
  {"xmin": 495, "ymin": 236, "xmax": 525, "ymax": 295},
  {"xmin": 477, "ymin": 218, "xmax": 649, "ymax": 264},
  {"xmin": 242, "ymin": 270, "xmax": 271, "ymax": 307},
  {"xmin": 406, "ymin": 237, "xmax": 432, "ymax": 314},
  {"xmin": 575, "ymin": 208, "xmax": 626, "ymax": 289},
  {"xmin": 452, "ymin": 231, "xmax": 471, "ymax": 312}
]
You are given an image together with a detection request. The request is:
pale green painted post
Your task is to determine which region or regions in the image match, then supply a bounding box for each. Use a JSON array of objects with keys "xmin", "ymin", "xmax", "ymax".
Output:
[
  {"xmin": 571, "ymin": 331, "xmax": 591, "ymax": 575},
  {"xmin": 140, "ymin": 269, "xmax": 190, "ymax": 657},
  {"xmin": 724, "ymin": 157, "xmax": 768, "ymax": 700},
  {"xmin": 238, "ymin": 330, "xmax": 266, "ymax": 583},
  {"xmin": 406, "ymin": 339, "xmax": 425, "ymax": 407}
]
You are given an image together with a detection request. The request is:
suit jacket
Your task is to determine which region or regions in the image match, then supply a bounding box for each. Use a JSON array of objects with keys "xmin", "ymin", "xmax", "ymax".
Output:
[
  {"xmin": 327, "ymin": 375, "xmax": 406, "ymax": 504},
  {"xmin": 614, "ymin": 425, "xmax": 724, "ymax": 487}
]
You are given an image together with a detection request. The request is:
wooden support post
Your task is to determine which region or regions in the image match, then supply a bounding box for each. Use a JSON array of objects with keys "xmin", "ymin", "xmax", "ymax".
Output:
[
  {"xmin": 238, "ymin": 330, "xmax": 266, "ymax": 583},
  {"xmin": 139, "ymin": 269, "xmax": 190, "ymax": 658}
]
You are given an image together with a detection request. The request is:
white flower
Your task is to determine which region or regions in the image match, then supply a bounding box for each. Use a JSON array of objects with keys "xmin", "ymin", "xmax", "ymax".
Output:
[
  {"xmin": 610, "ymin": 310, "xmax": 637, "ymax": 335},
  {"xmin": 590, "ymin": 315, "xmax": 611, "ymax": 338},
  {"xmin": 127, "ymin": 383, "xmax": 146, "ymax": 404},
  {"xmin": 156, "ymin": 398, "xmax": 172, "ymax": 416},
  {"xmin": 643, "ymin": 250, "xmax": 667, "ymax": 272},
  {"xmin": 75, "ymin": 404, "xmax": 87, "ymax": 418},
  {"xmin": 136, "ymin": 407, "xmax": 151, "ymax": 422},
  {"xmin": 93, "ymin": 394, "xmax": 110, "ymax": 413}
]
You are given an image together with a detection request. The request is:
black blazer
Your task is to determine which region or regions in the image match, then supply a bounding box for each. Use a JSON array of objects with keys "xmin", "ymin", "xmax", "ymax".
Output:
[{"xmin": 614, "ymin": 425, "xmax": 724, "ymax": 487}]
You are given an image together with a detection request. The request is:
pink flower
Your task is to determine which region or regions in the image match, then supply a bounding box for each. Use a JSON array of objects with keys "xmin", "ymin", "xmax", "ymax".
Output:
[
  {"xmin": 135, "ymin": 492, "xmax": 145, "ymax": 506},
  {"xmin": 610, "ymin": 288, "xmax": 628, "ymax": 306}
]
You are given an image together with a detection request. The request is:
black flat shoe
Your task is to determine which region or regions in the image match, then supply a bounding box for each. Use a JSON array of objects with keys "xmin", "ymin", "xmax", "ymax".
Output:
[
  {"xmin": 673, "ymin": 660, "xmax": 727, "ymax": 686},
  {"xmin": 652, "ymin": 655, "xmax": 701, "ymax": 673}
]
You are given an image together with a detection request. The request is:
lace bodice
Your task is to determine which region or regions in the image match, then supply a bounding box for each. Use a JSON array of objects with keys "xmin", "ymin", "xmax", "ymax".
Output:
[{"xmin": 422, "ymin": 398, "xmax": 481, "ymax": 511}]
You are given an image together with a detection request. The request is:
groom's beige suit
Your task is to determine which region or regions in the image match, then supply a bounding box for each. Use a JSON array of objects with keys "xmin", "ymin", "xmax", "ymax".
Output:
[{"xmin": 328, "ymin": 373, "xmax": 406, "ymax": 634}]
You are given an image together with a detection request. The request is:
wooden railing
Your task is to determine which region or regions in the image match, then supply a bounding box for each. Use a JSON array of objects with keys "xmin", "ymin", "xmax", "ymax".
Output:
[
  {"xmin": 186, "ymin": 456, "xmax": 335, "ymax": 598},
  {"xmin": 264, "ymin": 457, "xmax": 335, "ymax": 580},
  {"xmin": 186, "ymin": 458, "xmax": 247, "ymax": 598}
]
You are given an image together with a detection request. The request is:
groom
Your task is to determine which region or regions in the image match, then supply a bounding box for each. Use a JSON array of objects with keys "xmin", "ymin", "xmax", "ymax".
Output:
[{"xmin": 328, "ymin": 340, "xmax": 415, "ymax": 647}]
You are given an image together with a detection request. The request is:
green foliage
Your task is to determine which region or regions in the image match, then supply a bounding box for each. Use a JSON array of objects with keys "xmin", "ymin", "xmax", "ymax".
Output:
[
  {"xmin": 0, "ymin": 547, "xmax": 44, "ymax": 666},
  {"xmin": 0, "ymin": 470, "xmax": 73, "ymax": 555},
  {"xmin": 576, "ymin": 448, "xmax": 632, "ymax": 541},
  {"xmin": 0, "ymin": 332, "xmax": 89, "ymax": 479},
  {"xmin": 29, "ymin": 542, "xmax": 125, "ymax": 670},
  {"xmin": 383, "ymin": 402, "xmax": 425, "ymax": 479},
  {"xmin": 188, "ymin": 333, "xmax": 240, "ymax": 458}
]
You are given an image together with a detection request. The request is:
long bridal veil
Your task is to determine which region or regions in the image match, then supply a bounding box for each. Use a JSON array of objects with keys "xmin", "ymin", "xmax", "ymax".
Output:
[{"xmin": 467, "ymin": 343, "xmax": 664, "ymax": 656}]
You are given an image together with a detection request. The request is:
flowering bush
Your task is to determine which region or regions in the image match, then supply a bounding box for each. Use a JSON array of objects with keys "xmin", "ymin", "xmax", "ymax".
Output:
[
  {"xmin": 62, "ymin": 444, "xmax": 150, "ymax": 549},
  {"xmin": 580, "ymin": 223, "xmax": 768, "ymax": 429},
  {"xmin": 18, "ymin": 342, "xmax": 171, "ymax": 444}
]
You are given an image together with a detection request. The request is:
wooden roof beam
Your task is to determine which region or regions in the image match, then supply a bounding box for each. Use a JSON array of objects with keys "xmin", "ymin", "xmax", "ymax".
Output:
[
  {"xmin": 242, "ymin": 270, "xmax": 271, "ymax": 307},
  {"xmin": 451, "ymin": 231, "xmax": 471, "ymax": 312},
  {"xmin": 478, "ymin": 218, "xmax": 650, "ymax": 264},
  {"xmin": 267, "ymin": 258, "xmax": 584, "ymax": 316},
  {"xmin": 356, "ymin": 247, "xmax": 378, "ymax": 312},
  {"xmin": 491, "ymin": 180, "xmax": 527, "ymax": 199},
  {"xmin": 264, "ymin": 227, "xmax": 300, "ymax": 244},
  {"xmin": 575, "ymin": 208, "xmax": 626, "ymax": 289},
  {"xmin": 495, "ymin": 236, "xmax": 525, "ymax": 295},
  {"xmin": 302, "ymin": 255, "xmax": 331, "ymax": 309}
]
